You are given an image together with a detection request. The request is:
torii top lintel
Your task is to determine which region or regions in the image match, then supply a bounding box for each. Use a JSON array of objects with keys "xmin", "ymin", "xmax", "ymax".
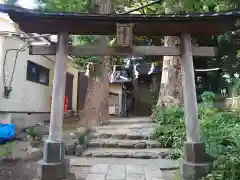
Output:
[{"xmin": 0, "ymin": 4, "xmax": 240, "ymax": 36}]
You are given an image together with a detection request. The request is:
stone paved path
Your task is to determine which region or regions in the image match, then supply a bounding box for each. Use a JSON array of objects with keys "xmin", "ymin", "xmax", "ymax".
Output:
[
  {"xmin": 85, "ymin": 117, "xmax": 173, "ymax": 160},
  {"xmin": 70, "ymin": 117, "xmax": 179, "ymax": 180},
  {"xmin": 69, "ymin": 157, "xmax": 178, "ymax": 170},
  {"xmin": 71, "ymin": 164, "xmax": 166, "ymax": 180}
]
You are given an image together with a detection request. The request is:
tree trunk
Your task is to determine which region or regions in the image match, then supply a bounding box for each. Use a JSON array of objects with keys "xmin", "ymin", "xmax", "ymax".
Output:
[
  {"xmin": 82, "ymin": 61, "xmax": 110, "ymax": 126},
  {"xmin": 155, "ymin": 3, "xmax": 183, "ymax": 108},
  {"xmin": 80, "ymin": 0, "xmax": 111, "ymax": 126},
  {"xmin": 157, "ymin": 36, "xmax": 183, "ymax": 107}
]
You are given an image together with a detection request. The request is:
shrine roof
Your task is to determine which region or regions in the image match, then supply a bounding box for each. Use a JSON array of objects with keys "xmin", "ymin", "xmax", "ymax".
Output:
[{"xmin": 0, "ymin": 4, "xmax": 240, "ymax": 36}]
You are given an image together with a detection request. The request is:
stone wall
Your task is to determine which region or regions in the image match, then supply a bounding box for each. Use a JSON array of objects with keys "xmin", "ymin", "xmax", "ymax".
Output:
[{"xmin": 215, "ymin": 96, "xmax": 240, "ymax": 110}]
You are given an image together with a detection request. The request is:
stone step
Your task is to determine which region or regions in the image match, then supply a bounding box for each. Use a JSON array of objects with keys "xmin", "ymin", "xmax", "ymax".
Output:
[
  {"xmin": 90, "ymin": 131, "xmax": 153, "ymax": 140},
  {"xmin": 90, "ymin": 124, "xmax": 155, "ymax": 140},
  {"xmin": 69, "ymin": 157, "xmax": 179, "ymax": 170},
  {"xmin": 88, "ymin": 139, "xmax": 162, "ymax": 149},
  {"xmin": 82, "ymin": 148, "xmax": 172, "ymax": 159},
  {"xmin": 108, "ymin": 117, "xmax": 153, "ymax": 125},
  {"xmin": 93, "ymin": 123, "xmax": 155, "ymax": 131}
]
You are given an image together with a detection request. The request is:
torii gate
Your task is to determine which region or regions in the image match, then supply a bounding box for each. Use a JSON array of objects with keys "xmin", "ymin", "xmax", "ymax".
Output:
[{"xmin": 1, "ymin": 3, "xmax": 239, "ymax": 180}]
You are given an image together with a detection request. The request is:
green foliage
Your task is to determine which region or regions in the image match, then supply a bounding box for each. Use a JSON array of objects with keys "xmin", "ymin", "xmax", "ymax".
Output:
[
  {"xmin": 232, "ymin": 77, "xmax": 240, "ymax": 96},
  {"xmin": 154, "ymin": 92, "xmax": 240, "ymax": 180},
  {"xmin": 0, "ymin": 142, "xmax": 13, "ymax": 157},
  {"xmin": 76, "ymin": 132, "xmax": 85, "ymax": 145},
  {"xmin": 27, "ymin": 126, "xmax": 43, "ymax": 141},
  {"xmin": 39, "ymin": 0, "xmax": 93, "ymax": 12},
  {"xmin": 153, "ymin": 105, "xmax": 185, "ymax": 158},
  {"xmin": 150, "ymin": 88, "xmax": 159, "ymax": 111},
  {"xmin": 201, "ymin": 91, "xmax": 216, "ymax": 102}
]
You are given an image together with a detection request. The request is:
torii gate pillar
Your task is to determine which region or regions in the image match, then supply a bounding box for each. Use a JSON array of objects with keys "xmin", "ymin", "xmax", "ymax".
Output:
[
  {"xmin": 37, "ymin": 32, "xmax": 75, "ymax": 180},
  {"xmin": 180, "ymin": 34, "xmax": 212, "ymax": 180}
]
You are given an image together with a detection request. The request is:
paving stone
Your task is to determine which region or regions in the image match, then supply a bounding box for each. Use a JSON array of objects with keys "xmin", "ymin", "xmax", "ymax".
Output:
[
  {"xmin": 91, "ymin": 164, "xmax": 109, "ymax": 174},
  {"xmin": 117, "ymin": 142, "xmax": 134, "ymax": 149},
  {"xmin": 71, "ymin": 166, "xmax": 90, "ymax": 180},
  {"xmin": 88, "ymin": 140, "xmax": 105, "ymax": 148},
  {"xmin": 132, "ymin": 152, "xmax": 157, "ymax": 159},
  {"xmin": 82, "ymin": 151, "xmax": 93, "ymax": 157},
  {"xmin": 144, "ymin": 166, "xmax": 165, "ymax": 180},
  {"xmin": 161, "ymin": 170, "xmax": 177, "ymax": 180},
  {"xmin": 105, "ymin": 141, "xmax": 118, "ymax": 148},
  {"xmin": 126, "ymin": 165, "xmax": 144, "ymax": 175},
  {"xmin": 86, "ymin": 174, "xmax": 105, "ymax": 180},
  {"xmin": 158, "ymin": 151, "xmax": 170, "ymax": 159},
  {"xmin": 127, "ymin": 133, "xmax": 144, "ymax": 140},
  {"xmin": 92, "ymin": 152, "xmax": 110, "ymax": 157},
  {"xmin": 82, "ymin": 148, "xmax": 172, "ymax": 159},
  {"xmin": 134, "ymin": 142, "xmax": 147, "ymax": 149},
  {"xmin": 147, "ymin": 142, "xmax": 162, "ymax": 148},
  {"xmin": 101, "ymin": 133, "xmax": 112, "ymax": 138},
  {"xmin": 103, "ymin": 152, "xmax": 113, "ymax": 157},
  {"xmin": 87, "ymin": 139, "xmax": 162, "ymax": 149},
  {"xmin": 94, "ymin": 133, "xmax": 111, "ymax": 139},
  {"xmin": 65, "ymin": 138, "xmax": 78, "ymax": 155},
  {"xmin": 108, "ymin": 117, "xmax": 153, "ymax": 125},
  {"xmin": 70, "ymin": 157, "xmax": 179, "ymax": 170},
  {"xmin": 106, "ymin": 165, "xmax": 126, "ymax": 180},
  {"xmin": 76, "ymin": 145, "xmax": 84, "ymax": 156},
  {"xmin": 126, "ymin": 174, "xmax": 145, "ymax": 180},
  {"xmin": 112, "ymin": 134, "xmax": 127, "ymax": 139},
  {"xmin": 111, "ymin": 152, "xmax": 129, "ymax": 158}
]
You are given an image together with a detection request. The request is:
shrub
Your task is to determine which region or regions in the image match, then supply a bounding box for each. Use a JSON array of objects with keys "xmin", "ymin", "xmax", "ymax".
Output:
[
  {"xmin": 153, "ymin": 103, "xmax": 240, "ymax": 180},
  {"xmin": 0, "ymin": 142, "xmax": 13, "ymax": 157},
  {"xmin": 26, "ymin": 126, "xmax": 43, "ymax": 141},
  {"xmin": 201, "ymin": 91, "xmax": 216, "ymax": 102},
  {"xmin": 153, "ymin": 106, "xmax": 185, "ymax": 156}
]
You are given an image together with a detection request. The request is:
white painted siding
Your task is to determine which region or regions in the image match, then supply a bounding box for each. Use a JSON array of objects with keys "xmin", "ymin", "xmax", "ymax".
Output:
[{"xmin": 0, "ymin": 36, "xmax": 54, "ymax": 112}]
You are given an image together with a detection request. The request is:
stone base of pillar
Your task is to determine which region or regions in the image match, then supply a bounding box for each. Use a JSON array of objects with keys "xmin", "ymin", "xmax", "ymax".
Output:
[
  {"xmin": 37, "ymin": 159, "xmax": 70, "ymax": 180},
  {"xmin": 35, "ymin": 141, "xmax": 76, "ymax": 180},
  {"xmin": 180, "ymin": 142, "xmax": 213, "ymax": 180},
  {"xmin": 43, "ymin": 141, "xmax": 65, "ymax": 163}
]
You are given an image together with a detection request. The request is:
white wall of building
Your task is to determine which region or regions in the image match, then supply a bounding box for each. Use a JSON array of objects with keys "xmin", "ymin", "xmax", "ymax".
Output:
[
  {"xmin": 109, "ymin": 83, "xmax": 123, "ymax": 115},
  {"xmin": 0, "ymin": 13, "xmax": 79, "ymax": 128},
  {"xmin": 0, "ymin": 35, "xmax": 54, "ymax": 112}
]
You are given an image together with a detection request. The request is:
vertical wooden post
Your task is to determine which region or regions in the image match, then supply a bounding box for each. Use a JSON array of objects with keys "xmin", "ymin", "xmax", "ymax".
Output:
[
  {"xmin": 180, "ymin": 33, "xmax": 212, "ymax": 180},
  {"xmin": 38, "ymin": 32, "xmax": 73, "ymax": 180},
  {"xmin": 180, "ymin": 34, "xmax": 200, "ymax": 142},
  {"xmin": 48, "ymin": 32, "xmax": 69, "ymax": 142},
  {"xmin": 41, "ymin": 33, "xmax": 69, "ymax": 164},
  {"xmin": 118, "ymin": 89, "xmax": 122, "ymax": 116}
]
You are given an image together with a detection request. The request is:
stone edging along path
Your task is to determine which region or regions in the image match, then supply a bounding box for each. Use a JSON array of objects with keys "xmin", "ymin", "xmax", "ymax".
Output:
[
  {"xmin": 87, "ymin": 139, "xmax": 162, "ymax": 149},
  {"xmin": 82, "ymin": 148, "xmax": 172, "ymax": 159},
  {"xmin": 79, "ymin": 117, "xmax": 175, "ymax": 160}
]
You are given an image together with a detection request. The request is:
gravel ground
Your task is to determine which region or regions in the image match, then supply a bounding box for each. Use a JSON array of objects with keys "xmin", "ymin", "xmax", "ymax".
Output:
[
  {"xmin": 0, "ymin": 124, "xmax": 88, "ymax": 180},
  {"xmin": 0, "ymin": 158, "xmax": 37, "ymax": 180},
  {"xmin": 0, "ymin": 140, "xmax": 37, "ymax": 180}
]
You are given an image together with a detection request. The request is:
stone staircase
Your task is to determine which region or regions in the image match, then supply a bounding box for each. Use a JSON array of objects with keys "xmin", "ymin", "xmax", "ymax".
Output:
[{"xmin": 82, "ymin": 117, "xmax": 173, "ymax": 160}]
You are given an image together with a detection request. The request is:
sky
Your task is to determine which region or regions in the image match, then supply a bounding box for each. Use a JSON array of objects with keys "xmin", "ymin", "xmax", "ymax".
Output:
[
  {"xmin": 0, "ymin": 0, "xmax": 38, "ymax": 9},
  {"xmin": 17, "ymin": 0, "xmax": 39, "ymax": 9}
]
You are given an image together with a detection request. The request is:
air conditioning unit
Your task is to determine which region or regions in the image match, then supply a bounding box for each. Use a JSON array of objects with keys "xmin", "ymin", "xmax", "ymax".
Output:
[{"xmin": 109, "ymin": 105, "xmax": 118, "ymax": 115}]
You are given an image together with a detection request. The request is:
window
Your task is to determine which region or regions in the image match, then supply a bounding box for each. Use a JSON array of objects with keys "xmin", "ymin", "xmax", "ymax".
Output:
[{"xmin": 26, "ymin": 60, "xmax": 49, "ymax": 86}]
